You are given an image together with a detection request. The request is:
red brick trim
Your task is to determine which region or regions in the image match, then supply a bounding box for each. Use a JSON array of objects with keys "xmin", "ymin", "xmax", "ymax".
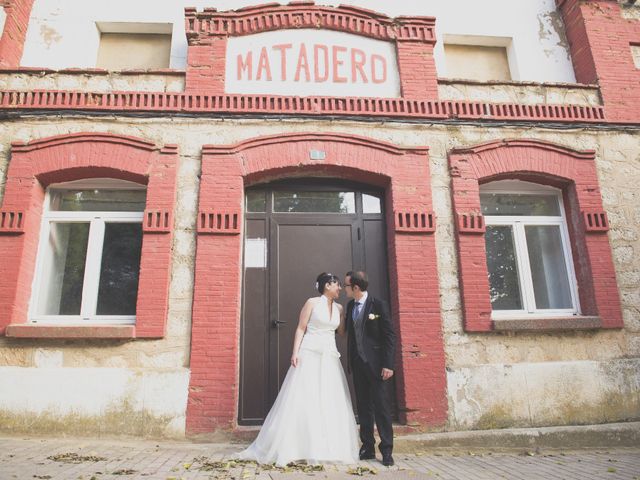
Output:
[
  {"xmin": 0, "ymin": 209, "xmax": 25, "ymax": 233},
  {"xmin": 184, "ymin": 3, "xmax": 437, "ymax": 97},
  {"xmin": 0, "ymin": 0, "xmax": 35, "ymax": 68},
  {"xmin": 394, "ymin": 210, "xmax": 436, "ymax": 233},
  {"xmin": 196, "ymin": 210, "xmax": 241, "ymax": 234},
  {"xmin": 5, "ymin": 324, "xmax": 136, "ymax": 339},
  {"xmin": 456, "ymin": 213, "xmax": 486, "ymax": 234},
  {"xmin": 449, "ymin": 138, "xmax": 622, "ymax": 332},
  {"xmin": 0, "ymin": 90, "xmax": 606, "ymax": 123},
  {"xmin": 188, "ymin": 132, "xmax": 447, "ymax": 433},
  {"xmin": 142, "ymin": 209, "xmax": 173, "ymax": 233},
  {"xmin": 185, "ymin": 4, "xmax": 436, "ymax": 44},
  {"xmin": 582, "ymin": 210, "xmax": 610, "ymax": 232},
  {"xmin": 0, "ymin": 133, "xmax": 178, "ymax": 338}
]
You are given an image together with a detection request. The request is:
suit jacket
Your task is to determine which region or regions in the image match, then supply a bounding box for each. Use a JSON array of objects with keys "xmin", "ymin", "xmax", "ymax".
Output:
[{"xmin": 347, "ymin": 294, "xmax": 396, "ymax": 377}]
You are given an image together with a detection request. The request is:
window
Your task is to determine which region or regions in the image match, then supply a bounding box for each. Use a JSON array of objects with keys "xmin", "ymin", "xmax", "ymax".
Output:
[
  {"xmin": 96, "ymin": 23, "xmax": 172, "ymax": 70},
  {"xmin": 480, "ymin": 180, "xmax": 579, "ymax": 318},
  {"xmin": 30, "ymin": 179, "xmax": 146, "ymax": 324},
  {"xmin": 442, "ymin": 35, "xmax": 514, "ymax": 81},
  {"xmin": 631, "ymin": 44, "xmax": 640, "ymax": 69}
]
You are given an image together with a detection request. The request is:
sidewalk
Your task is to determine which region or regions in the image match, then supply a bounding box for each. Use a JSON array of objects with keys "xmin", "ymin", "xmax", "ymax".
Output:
[{"xmin": 1, "ymin": 423, "xmax": 639, "ymax": 480}]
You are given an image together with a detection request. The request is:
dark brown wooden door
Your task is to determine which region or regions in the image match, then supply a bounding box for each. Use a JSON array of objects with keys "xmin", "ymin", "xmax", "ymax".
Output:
[{"xmin": 239, "ymin": 181, "xmax": 389, "ymax": 425}]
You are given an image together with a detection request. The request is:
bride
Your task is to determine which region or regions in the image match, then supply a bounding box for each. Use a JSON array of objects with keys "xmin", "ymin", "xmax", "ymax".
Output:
[{"xmin": 237, "ymin": 272, "xmax": 359, "ymax": 466}]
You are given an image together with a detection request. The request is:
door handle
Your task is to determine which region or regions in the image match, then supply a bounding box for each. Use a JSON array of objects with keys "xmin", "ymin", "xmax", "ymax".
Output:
[{"xmin": 272, "ymin": 320, "xmax": 286, "ymax": 327}]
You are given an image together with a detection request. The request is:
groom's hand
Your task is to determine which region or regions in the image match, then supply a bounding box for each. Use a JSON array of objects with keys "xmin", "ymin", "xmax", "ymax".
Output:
[{"xmin": 381, "ymin": 368, "xmax": 394, "ymax": 381}]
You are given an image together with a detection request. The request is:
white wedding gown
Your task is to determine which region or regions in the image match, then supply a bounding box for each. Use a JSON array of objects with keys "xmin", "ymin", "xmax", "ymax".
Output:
[{"xmin": 237, "ymin": 295, "xmax": 359, "ymax": 466}]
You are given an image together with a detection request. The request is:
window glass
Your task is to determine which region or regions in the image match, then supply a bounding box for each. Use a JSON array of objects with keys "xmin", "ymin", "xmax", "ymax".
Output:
[
  {"xmin": 96, "ymin": 223, "xmax": 143, "ymax": 315},
  {"xmin": 480, "ymin": 193, "xmax": 560, "ymax": 216},
  {"xmin": 38, "ymin": 222, "xmax": 90, "ymax": 315},
  {"xmin": 273, "ymin": 192, "xmax": 355, "ymax": 213},
  {"xmin": 485, "ymin": 225, "xmax": 523, "ymax": 310},
  {"xmin": 525, "ymin": 225, "xmax": 573, "ymax": 309},
  {"xmin": 246, "ymin": 191, "xmax": 267, "ymax": 212},
  {"xmin": 480, "ymin": 184, "xmax": 577, "ymax": 316},
  {"xmin": 50, "ymin": 189, "xmax": 146, "ymax": 212},
  {"xmin": 32, "ymin": 183, "xmax": 145, "ymax": 323},
  {"xmin": 362, "ymin": 194, "xmax": 382, "ymax": 214}
]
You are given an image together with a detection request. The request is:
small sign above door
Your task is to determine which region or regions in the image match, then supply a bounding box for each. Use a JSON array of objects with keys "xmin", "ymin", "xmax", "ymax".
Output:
[{"xmin": 225, "ymin": 29, "xmax": 401, "ymax": 98}]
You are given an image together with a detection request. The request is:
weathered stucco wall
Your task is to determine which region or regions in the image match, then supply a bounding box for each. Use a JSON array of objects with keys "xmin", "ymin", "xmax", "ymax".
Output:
[
  {"xmin": 0, "ymin": 114, "xmax": 638, "ymax": 435},
  {"xmin": 0, "ymin": 71, "xmax": 185, "ymax": 92},
  {"xmin": 19, "ymin": 0, "xmax": 576, "ymax": 83},
  {"xmin": 438, "ymin": 80, "xmax": 601, "ymax": 106}
]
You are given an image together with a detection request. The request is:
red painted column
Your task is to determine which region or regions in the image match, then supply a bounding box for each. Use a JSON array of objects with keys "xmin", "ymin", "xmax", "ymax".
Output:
[
  {"xmin": 136, "ymin": 145, "xmax": 179, "ymax": 338},
  {"xmin": 387, "ymin": 151, "xmax": 447, "ymax": 427},
  {"xmin": 0, "ymin": 0, "xmax": 35, "ymax": 67},
  {"xmin": 557, "ymin": 0, "xmax": 640, "ymax": 122},
  {"xmin": 186, "ymin": 148, "xmax": 243, "ymax": 433},
  {"xmin": 396, "ymin": 40, "xmax": 439, "ymax": 100}
]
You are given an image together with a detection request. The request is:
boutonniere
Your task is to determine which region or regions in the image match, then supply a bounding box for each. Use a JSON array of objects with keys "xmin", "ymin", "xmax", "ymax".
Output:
[{"xmin": 368, "ymin": 313, "xmax": 380, "ymax": 321}]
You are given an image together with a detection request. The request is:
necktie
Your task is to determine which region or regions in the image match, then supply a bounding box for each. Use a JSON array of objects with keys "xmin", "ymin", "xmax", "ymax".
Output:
[{"xmin": 354, "ymin": 302, "xmax": 362, "ymax": 319}]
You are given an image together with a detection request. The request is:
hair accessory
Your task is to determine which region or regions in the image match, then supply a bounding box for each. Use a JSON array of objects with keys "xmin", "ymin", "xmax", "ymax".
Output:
[{"xmin": 314, "ymin": 281, "xmax": 319, "ymax": 289}]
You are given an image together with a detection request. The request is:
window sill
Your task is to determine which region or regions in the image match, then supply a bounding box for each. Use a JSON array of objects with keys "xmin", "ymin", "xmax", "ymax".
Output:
[
  {"xmin": 492, "ymin": 316, "xmax": 602, "ymax": 332},
  {"xmin": 4, "ymin": 324, "xmax": 136, "ymax": 339}
]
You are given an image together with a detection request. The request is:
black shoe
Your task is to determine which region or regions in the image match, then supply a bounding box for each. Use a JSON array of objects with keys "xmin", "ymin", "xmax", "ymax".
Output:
[
  {"xmin": 381, "ymin": 452, "xmax": 394, "ymax": 466},
  {"xmin": 359, "ymin": 446, "xmax": 375, "ymax": 460}
]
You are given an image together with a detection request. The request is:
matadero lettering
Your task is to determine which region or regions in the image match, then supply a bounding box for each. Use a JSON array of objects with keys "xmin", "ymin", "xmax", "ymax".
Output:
[{"xmin": 236, "ymin": 43, "xmax": 388, "ymax": 84}]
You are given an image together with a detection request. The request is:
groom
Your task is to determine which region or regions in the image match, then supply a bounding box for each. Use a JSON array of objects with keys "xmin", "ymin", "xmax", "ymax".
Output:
[{"xmin": 344, "ymin": 271, "xmax": 396, "ymax": 467}]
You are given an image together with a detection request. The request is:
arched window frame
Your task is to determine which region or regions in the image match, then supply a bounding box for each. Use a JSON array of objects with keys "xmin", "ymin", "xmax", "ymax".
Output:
[
  {"xmin": 449, "ymin": 139, "xmax": 622, "ymax": 332},
  {"xmin": 0, "ymin": 133, "xmax": 178, "ymax": 338}
]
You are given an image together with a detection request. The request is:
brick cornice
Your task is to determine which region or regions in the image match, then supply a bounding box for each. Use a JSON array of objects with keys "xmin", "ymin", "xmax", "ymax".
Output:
[
  {"xmin": 0, "ymin": 90, "xmax": 606, "ymax": 124},
  {"xmin": 185, "ymin": 3, "xmax": 436, "ymax": 44}
]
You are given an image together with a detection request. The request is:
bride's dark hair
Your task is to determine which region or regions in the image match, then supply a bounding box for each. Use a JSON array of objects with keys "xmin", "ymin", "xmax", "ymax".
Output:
[{"xmin": 316, "ymin": 272, "xmax": 340, "ymax": 294}]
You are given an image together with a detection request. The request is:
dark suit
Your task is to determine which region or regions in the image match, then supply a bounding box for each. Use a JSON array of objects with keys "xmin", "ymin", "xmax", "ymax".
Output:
[{"xmin": 347, "ymin": 294, "xmax": 396, "ymax": 455}]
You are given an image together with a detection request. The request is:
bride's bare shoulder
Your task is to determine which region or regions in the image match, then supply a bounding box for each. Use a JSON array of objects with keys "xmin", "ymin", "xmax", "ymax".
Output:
[{"xmin": 304, "ymin": 297, "xmax": 321, "ymax": 306}]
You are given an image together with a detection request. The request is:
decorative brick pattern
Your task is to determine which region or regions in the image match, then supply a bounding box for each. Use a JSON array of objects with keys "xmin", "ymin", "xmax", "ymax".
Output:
[
  {"xmin": 0, "ymin": 89, "xmax": 606, "ymax": 123},
  {"xmin": 185, "ymin": 4, "xmax": 436, "ymax": 44},
  {"xmin": 394, "ymin": 210, "xmax": 436, "ymax": 233},
  {"xmin": 0, "ymin": 133, "xmax": 178, "ymax": 338},
  {"xmin": 142, "ymin": 209, "xmax": 172, "ymax": 233},
  {"xmin": 187, "ymin": 132, "xmax": 446, "ymax": 433},
  {"xmin": 196, "ymin": 211, "xmax": 241, "ymax": 234},
  {"xmin": 0, "ymin": 210, "xmax": 25, "ymax": 233},
  {"xmin": 449, "ymin": 139, "xmax": 623, "ymax": 332},
  {"xmin": 184, "ymin": 3, "xmax": 437, "ymax": 97},
  {"xmin": 456, "ymin": 213, "xmax": 486, "ymax": 234},
  {"xmin": 582, "ymin": 210, "xmax": 609, "ymax": 232}
]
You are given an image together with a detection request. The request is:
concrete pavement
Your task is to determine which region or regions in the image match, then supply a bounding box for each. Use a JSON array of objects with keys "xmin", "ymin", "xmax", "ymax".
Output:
[{"xmin": 1, "ymin": 424, "xmax": 639, "ymax": 480}]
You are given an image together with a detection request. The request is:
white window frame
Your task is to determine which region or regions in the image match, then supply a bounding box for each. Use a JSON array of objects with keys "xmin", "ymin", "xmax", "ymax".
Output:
[
  {"xmin": 481, "ymin": 180, "xmax": 580, "ymax": 319},
  {"xmin": 29, "ymin": 179, "xmax": 146, "ymax": 325}
]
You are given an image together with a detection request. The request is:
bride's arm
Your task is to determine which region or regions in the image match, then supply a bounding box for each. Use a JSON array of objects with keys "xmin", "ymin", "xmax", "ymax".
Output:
[
  {"xmin": 336, "ymin": 304, "xmax": 346, "ymax": 336},
  {"xmin": 291, "ymin": 298, "xmax": 314, "ymax": 367}
]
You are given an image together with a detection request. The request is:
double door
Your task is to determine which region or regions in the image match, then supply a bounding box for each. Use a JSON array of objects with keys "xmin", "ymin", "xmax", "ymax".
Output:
[{"xmin": 239, "ymin": 181, "xmax": 389, "ymax": 424}]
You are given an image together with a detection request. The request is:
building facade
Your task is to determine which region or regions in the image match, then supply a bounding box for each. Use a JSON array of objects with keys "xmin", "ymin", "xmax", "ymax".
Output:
[{"xmin": 0, "ymin": 0, "xmax": 638, "ymax": 437}]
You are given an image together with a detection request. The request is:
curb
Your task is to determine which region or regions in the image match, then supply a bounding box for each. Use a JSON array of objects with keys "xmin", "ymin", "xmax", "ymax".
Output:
[{"xmin": 393, "ymin": 422, "xmax": 640, "ymax": 452}]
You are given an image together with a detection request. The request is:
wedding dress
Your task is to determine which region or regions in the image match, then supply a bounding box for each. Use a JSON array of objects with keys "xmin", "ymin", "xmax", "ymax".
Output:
[{"xmin": 237, "ymin": 295, "xmax": 359, "ymax": 466}]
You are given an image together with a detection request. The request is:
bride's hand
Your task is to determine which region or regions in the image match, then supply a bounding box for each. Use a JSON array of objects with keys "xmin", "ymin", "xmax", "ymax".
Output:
[{"xmin": 291, "ymin": 355, "xmax": 299, "ymax": 367}]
